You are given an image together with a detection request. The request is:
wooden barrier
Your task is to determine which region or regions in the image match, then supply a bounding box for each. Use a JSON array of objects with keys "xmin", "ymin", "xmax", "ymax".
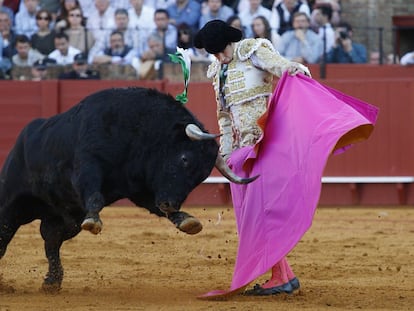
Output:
[{"xmin": 0, "ymin": 64, "xmax": 414, "ymax": 205}]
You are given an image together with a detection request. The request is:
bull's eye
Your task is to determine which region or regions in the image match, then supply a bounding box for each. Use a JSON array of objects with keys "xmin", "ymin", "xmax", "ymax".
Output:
[{"xmin": 181, "ymin": 154, "xmax": 189, "ymax": 167}]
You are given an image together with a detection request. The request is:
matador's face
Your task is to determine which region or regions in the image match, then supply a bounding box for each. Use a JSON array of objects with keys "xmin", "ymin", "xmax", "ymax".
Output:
[{"xmin": 214, "ymin": 43, "xmax": 235, "ymax": 64}]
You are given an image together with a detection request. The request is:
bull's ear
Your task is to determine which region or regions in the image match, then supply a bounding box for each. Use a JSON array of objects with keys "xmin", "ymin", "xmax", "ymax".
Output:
[
  {"xmin": 170, "ymin": 122, "xmax": 190, "ymax": 141},
  {"xmin": 172, "ymin": 122, "xmax": 186, "ymax": 133}
]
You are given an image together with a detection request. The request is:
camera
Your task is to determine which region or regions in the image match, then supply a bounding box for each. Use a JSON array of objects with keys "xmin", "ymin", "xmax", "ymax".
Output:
[{"xmin": 339, "ymin": 31, "xmax": 348, "ymax": 40}]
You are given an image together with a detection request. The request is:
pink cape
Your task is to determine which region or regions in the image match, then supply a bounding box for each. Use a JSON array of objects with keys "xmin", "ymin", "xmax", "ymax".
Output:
[{"xmin": 198, "ymin": 73, "xmax": 379, "ymax": 299}]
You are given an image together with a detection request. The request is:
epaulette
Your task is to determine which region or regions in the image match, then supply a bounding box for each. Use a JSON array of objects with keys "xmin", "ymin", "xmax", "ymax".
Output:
[
  {"xmin": 207, "ymin": 60, "xmax": 220, "ymax": 79},
  {"xmin": 237, "ymin": 38, "xmax": 276, "ymax": 61}
]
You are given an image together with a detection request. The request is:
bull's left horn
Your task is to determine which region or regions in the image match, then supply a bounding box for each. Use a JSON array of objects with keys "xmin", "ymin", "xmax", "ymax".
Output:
[
  {"xmin": 215, "ymin": 155, "xmax": 259, "ymax": 184},
  {"xmin": 185, "ymin": 124, "xmax": 219, "ymax": 141}
]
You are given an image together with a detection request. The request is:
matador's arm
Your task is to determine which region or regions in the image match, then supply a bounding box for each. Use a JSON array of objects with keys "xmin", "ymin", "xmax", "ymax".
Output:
[{"xmin": 238, "ymin": 38, "xmax": 312, "ymax": 78}]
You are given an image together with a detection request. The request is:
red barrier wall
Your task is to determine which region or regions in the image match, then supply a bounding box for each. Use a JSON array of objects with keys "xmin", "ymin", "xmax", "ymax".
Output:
[{"xmin": 1, "ymin": 64, "xmax": 414, "ymax": 206}]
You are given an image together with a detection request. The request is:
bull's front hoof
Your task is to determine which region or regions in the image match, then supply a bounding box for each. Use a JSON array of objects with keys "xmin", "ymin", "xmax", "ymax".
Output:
[
  {"xmin": 81, "ymin": 218, "xmax": 103, "ymax": 235},
  {"xmin": 167, "ymin": 211, "xmax": 203, "ymax": 235},
  {"xmin": 41, "ymin": 281, "xmax": 61, "ymax": 294},
  {"xmin": 178, "ymin": 217, "xmax": 203, "ymax": 235}
]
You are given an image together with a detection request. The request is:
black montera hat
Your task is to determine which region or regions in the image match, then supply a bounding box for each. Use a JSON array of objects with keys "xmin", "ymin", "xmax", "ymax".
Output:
[{"xmin": 194, "ymin": 20, "xmax": 242, "ymax": 54}]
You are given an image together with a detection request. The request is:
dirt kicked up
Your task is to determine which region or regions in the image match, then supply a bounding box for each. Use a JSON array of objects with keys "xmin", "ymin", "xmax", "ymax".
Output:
[{"xmin": 1, "ymin": 206, "xmax": 414, "ymax": 311}]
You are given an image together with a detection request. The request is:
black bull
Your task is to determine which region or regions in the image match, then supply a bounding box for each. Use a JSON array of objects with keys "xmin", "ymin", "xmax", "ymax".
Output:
[{"xmin": 0, "ymin": 87, "xmax": 256, "ymax": 292}]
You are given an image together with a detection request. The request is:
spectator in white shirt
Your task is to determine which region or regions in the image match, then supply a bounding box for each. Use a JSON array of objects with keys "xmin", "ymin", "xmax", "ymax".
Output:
[
  {"xmin": 78, "ymin": 0, "xmax": 95, "ymax": 19},
  {"xmin": 270, "ymin": 0, "xmax": 310, "ymax": 35},
  {"xmin": 400, "ymin": 51, "xmax": 414, "ymax": 66},
  {"xmin": 88, "ymin": 8, "xmax": 142, "ymax": 62},
  {"xmin": 238, "ymin": 0, "xmax": 271, "ymax": 38},
  {"xmin": 144, "ymin": 0, "xmax": 175, "ymax": 9},
  {"xmin": 86, "ymin": 0, "xmax": 116, "ymax": 39},
  {"xmin": 311, "ymin": 3, "xmax": 335, "ymax": 55},
  {"xmin": 48, "ymin": 32, "xmax": 81, "ymax": 65},
  {"xmin": 128, "ymin": 0, "xmax": 156, "ymax": 39},
  {"xmin": 15, "ymin": 0, "xmax": 40, "ymax": 38},
  {"xmin": 110, "ymin": 0, "xmax": 131, "ymax": 10}
]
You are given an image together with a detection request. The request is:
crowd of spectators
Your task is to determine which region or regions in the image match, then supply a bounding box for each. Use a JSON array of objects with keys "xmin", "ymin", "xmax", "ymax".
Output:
[{"xmin": 0, "ymin": 0, "xmax": 402, "ymax": 81}]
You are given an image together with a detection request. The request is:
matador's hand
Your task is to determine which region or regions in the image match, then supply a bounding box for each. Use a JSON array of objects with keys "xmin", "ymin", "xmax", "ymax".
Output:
[{"xmin": 286, "ymin": 62, "xmax": 312, "ymax": 78}]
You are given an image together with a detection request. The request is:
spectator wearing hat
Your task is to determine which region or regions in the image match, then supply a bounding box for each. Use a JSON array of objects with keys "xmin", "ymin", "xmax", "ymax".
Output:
[
  {"xmin": 31, "ymin": 57, "xmax": 56, "ymax": 80},
  {"xmin": 59, "ymin": 52, "xmax": 100, "ymax": 79}
]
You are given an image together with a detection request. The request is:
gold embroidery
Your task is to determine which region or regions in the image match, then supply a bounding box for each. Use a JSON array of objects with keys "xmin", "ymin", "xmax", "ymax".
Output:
[{"xmin": 227, "ymin": 85, "xmax": 272, "ymax": 106}]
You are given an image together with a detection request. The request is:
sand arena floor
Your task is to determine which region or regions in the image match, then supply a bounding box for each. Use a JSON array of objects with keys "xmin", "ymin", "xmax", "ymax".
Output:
[{"xmin": 1, "ymin": 206, "xmax": 414, "ymax": 311}]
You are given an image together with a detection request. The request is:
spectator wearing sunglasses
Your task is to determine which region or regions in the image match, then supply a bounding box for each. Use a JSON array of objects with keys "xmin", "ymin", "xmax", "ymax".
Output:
[
  {"xmin": 31, "ymin": 9, "xmax": 56, "ymax": 56},
  {"xmin": 55, "ymin": 0, "xmax": 81, "ymax": 31},
  {"xmin": 63, "ymin": 6, "xmax": 95, "ymax": 56}
]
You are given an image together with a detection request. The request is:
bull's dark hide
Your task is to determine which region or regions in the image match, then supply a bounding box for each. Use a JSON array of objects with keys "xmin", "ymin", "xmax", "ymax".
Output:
[{"xmin": 0, "ymin": 87, "xmax": 219, "ymax": 292}]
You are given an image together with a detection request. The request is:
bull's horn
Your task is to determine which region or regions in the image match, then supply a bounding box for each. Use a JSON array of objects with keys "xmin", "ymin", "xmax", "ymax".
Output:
[
  {"xmin": 215, "ymin": 155, "xmax": 259, "ymax": 184},
  {"xmin": 185, "ymin": 124, "xmax": 219, "ymax": 140}
]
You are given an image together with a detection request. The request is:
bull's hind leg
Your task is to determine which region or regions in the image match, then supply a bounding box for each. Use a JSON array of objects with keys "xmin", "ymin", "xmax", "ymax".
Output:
[{"xmin": 40, "ymin": 214, "xmax": 82, "ymax": 293}]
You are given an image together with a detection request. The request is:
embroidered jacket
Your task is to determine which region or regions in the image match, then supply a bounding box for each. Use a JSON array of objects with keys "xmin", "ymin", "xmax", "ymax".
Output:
[{"xmin": 207, "ymin": 38, "xmax": 301, "ymax": 156}]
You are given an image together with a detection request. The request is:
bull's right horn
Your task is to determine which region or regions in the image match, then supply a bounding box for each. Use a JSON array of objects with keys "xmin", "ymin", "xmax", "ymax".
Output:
[
  {"xmin": 215, "ymin": 154, "xmax": 259, "ymax": 184},
  {"xmin": 185, "ymin": 124, "xmax": 219, "ymax": 141}
]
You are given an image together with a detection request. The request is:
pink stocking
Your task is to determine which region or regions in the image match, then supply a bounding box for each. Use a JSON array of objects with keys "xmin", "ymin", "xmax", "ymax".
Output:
[
  {"xmin": 261, "ymin": 257, "xmax": 293, "ymax": 289},
  {"xmin": 284, "ymin": 257, "xmax": 296, "ymax": 280}
]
